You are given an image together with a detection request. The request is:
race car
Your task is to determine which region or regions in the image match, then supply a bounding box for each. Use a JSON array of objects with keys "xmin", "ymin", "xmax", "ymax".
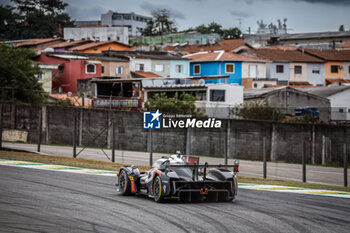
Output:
[{"xmin": 116, "ymin": 151, "xmax": 240, "ymax": 202}]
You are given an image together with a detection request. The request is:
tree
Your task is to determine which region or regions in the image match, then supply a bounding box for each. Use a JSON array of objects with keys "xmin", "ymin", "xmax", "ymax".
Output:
[
  {"xmin": 339, "ymin": 25, "xmax": 345, "ymax": 32},
  {"xmin": 144, "ymin": 92, "xmax": 201, "ymax": 116},
  {"xmin": 221, "ymin": 27, "xmax": 241, "ymax": 39},
  {"xmin": 0, "ymin": 5, "xmax": 21, "ymax": 40},
  {"xmin": 231, "ymin": 102, "xmax": 284, "ymax": 121},
  {"xmin": 191, "ymin": 22, "xmax": 241, "ymax": 39},
  {"xmin": 142, "ymin": 9, "xmax": 177, "ymax": 36},
  {"xmin": 0, "ymin": 0, "xmax": 74, "ymax": 40},
  {"xmin": 0, "ymin": 44, "xmax": 45, "ymax": 103}
]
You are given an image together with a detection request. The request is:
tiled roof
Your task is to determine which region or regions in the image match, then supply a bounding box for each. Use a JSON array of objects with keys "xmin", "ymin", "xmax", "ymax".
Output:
[
  {"xmin": 104, "ymin": 50, "xmax": 187, "ymax": 60},
  {"xmin": 51, "ymin": 40, "xmax": 92, "ymax": 48},
  {"xmin": 302, "ymin": 49, "xmax": 350, "ymax": 61},
  {"xmin": 266, "ymin": 45, "xmax": 298, "ymax": 51},
  {"xmin": 163, "ymin": 39, "xmax": 251, "ymax": 54},
  {"xmin": 14, "ymin": 38, "xmax": 64, "ymax": 47},
  {"xmin": 185, "ymin": 51, "xmax": 265, "ymax": 62},
  {"xmin": 68, "ymin": 41, "xmax": 131, "ymax": 51},
  {"xmin": 131, "ymin": 71, "xmax": 162, "ymax": 78},
  {"xmin": 248, "ymin": 49, "xmax": 324, "ymax": 62},
  {"xmin": 337, "ymin": 41, "xmax": 350, "ymax": 49}
]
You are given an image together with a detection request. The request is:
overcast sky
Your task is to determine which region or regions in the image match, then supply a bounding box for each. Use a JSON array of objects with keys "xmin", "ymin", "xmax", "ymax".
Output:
[{"xmin": 2, "ymin": 0, "xmax": 350, "ymax": 33}]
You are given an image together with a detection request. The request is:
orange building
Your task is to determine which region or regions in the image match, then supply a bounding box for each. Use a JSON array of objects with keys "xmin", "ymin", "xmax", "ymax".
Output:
[{"xmin": 68, "ymin": 41, "xmax": 131, "ymax": 54}]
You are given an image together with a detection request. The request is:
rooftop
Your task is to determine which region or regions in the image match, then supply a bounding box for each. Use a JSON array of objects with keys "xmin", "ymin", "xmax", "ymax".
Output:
[
  {"xmin": 68, "ymin": 41, "xmax": 131, "ymax": 51},
  {"xmin": 296, "ymin": 86, "xmax": 350, "ymax": 98},
  {"xmin": 184, "ymin": 51, "xmax": 265, "ymax": 62},
  {"xmin": 301, "ymin": 49, "xmax": 350, "ymax": 61},
  {"xmin": 104, "ymin": 50, "xmax": 187, "ymax": 60},
  {"xmin": 337, "ymin": 41, "xmax": 350, "ymax": 49},
  {"xmin": 14, "ymin": 38, "xmax": 64, "ymax": 47},
  {"xmin": 247, "ymin": 49, "xmax": 324, "ymax": 63},
  {"xmin": 163, "ymin": 39, "xmax": 252, "ymax": 54}
]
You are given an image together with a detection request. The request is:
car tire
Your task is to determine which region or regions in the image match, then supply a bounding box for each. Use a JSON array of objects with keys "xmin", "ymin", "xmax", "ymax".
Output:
[
  {"xmin": 153, "ymin": 176, "xmax": 164, "ymax": 203},
  {"xmin": 119, "ymin": 170, "xmax": 131, "ymax": 196}
]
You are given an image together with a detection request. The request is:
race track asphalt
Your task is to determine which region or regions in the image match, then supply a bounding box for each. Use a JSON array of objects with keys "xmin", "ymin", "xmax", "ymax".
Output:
[{"xmin": 0, "ymin": 166, "xmax": 350, "ymax": 233}]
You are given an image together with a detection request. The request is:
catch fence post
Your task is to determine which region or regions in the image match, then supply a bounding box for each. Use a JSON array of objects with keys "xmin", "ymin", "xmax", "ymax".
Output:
[
  {"xmin": 263, "ymin": 136, "xmax": 267, "ymax": 179},
  {"xmin": 302, "ymin": 141, "xmax": 306, "ymax": 183},
  {"xmin": 112, "ymin": 122, "xmax": 115, "ymax": 163},
  {"xmin": 149, "ymin": 129, "xmax": 153, "ymax": 167},
  {"xmin": 344, "ymin": 144, "xmax": 348, "ymax": 187},
  {"xmin": 37, "ymin": 108, "xmax": 42, "ymax": 152},
  {"xmin": 73, "ymin": 113, "xmax": 77, "ymax": 158},
  {"xmin": 0, "ymin": 104, "xmax": 3, "ymax": 149}
]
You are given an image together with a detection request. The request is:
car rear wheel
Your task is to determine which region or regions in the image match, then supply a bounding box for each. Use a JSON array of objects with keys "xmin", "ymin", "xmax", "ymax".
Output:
[
  {"xmin": 153, "ymin": 176, "xmax": 164, "ymax": 203},
  {"xmin": 119, "ymin": 170, "xmax": 131, "ymax": 196}
]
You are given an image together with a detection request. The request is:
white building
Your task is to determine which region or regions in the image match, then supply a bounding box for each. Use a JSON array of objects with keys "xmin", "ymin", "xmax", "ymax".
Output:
[
  {"xmin": 299, "ymin": 86, "xmax": 350, "ymax": 121},
  {"xmin": 64, "ymin": 27, "xmax": 129, "ymax": 44},
  {"xmin": 101, "ymin": 11, "xmax": 151, "ymax": 37}
]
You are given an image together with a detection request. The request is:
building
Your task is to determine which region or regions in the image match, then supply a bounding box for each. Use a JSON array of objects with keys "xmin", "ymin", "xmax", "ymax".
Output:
[
  {"xmin": 130, "ymin": 32, "xmax": 220, "ymax": 46},
  {"xmin": 64, "ymin": 26, "xmax": 129, "ymax": 44},
  {"xmin": 34, "ymin": 39, "xmax": 92, "ymax": 54},
  {"xmin": 35, "ymin": 64, "xmax": 59, "ymax": 93},
  {"xmin": 185, "ymin": 51, "xmax": 265, "ymax": 85},
  {"xmin": 68, "ymin": 41, "xmax": 131, "ymax": 54},
  {"xmin": 104, "ymin": 51, "xmax": 189, "ymax": 78},
  {"xmin": 239, "ymin": 48, "xmax": 325, "ymax": 86},
  {"xmin": 243, "ymin": 31, "xmax": 350, "ymax": 49},
  {"xmin": 101, "ymin": 11, "xmax": 151, "ymax": 36},
  {"xmin": 244, "ymin": 87, "xmax": 331, "ymax": 121},
  {"xmin": 301, "ymin": 49, "xmax": 350, "ymax": 82},
  {"xmin": 76, "ymin": 53, "xmax": 130, "ymax": 78},
  {"xmin": 298, "ymin": 86, "xmax": 350, "ymax": 121},
  {"xmin": 337, "ymin": 41, "xmax": 350, "ymax": 50},
  {"xmin": 34, "ymin": 53, "xmax": 102, "ymax": 93},
  {"xmin": 143, "ymin": 82, "xmax": 244, "ymax": 118},
  {"xmin": 78, "ymin": 78, "xmax": 143, "ymax": 109}
]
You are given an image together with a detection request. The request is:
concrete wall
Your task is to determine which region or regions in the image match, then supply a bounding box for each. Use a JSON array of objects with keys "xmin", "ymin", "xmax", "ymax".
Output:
[
  {"xmin": 2, "ymin": 103, "xmax": 349, "ymax": 164},
  {"xmin": 101, "ymin": 61, "xmax": 130, "ymax": 78}
]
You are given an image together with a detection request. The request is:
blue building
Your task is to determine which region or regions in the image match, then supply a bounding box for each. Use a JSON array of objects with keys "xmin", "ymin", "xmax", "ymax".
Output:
[{"xmin": 185, "ymin": 51, "xmax": 262, "ymax": 85}]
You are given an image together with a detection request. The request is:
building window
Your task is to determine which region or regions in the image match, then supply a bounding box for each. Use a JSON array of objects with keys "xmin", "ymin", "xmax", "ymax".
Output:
[
  {"xmin": 253, "ymin": 83, "xmax": 258, "ymax": 88},
  {"xmin": 225, "ymin": 63, "xmax": 235, "ymax": 73},
  {"xmin": 86, "ymin": 64, "xmax": 96, "ymax": 74},
  {"xmin": 276, "ymin": 65, "xmax": 284, "ymax": 73},
  {"xmin": 101, "ymin": 66, "xmax": 104, "ymax": 73},
  {"xmin": 294, "ymin": 65, "xmax": 302, "ymax": 74},
  {"xmin": 331, "ymin": 65, "xmax": 339, "ymax": 73},
  {"xmin": 176, "ymin": 64, "xmax": 183, "ymax": 73},
  {"xmin": 348, "ymin": 65, "xmax": 350, "ymax": 73},
  {"xmin": 339, "ymin": 108, "xmax": 344, "ymax": 113},
  {"xmin": 194, "ymin": 64, "xmax": 200, "ymax": 74},
  {"xmin": 155, "ymin": 64, "xmax": 164, "ymax": 72},
  {"xmin": 312, "ymin": 67, "xmax": 320, "ymax": 74},
  {"xmin": 116, "ymin": 66, "xmax": 123, "ymax": 74},
  {"xmin": 58, "ymin": 65, "xmax": 64, "ymax": 74},
  {"xmin": 210, "ymin": 90, "xmax": 225, "ymax": 102},
  {"xmin": 136, "ymin": 63, "xmax": 144, "ymax": 71}
]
